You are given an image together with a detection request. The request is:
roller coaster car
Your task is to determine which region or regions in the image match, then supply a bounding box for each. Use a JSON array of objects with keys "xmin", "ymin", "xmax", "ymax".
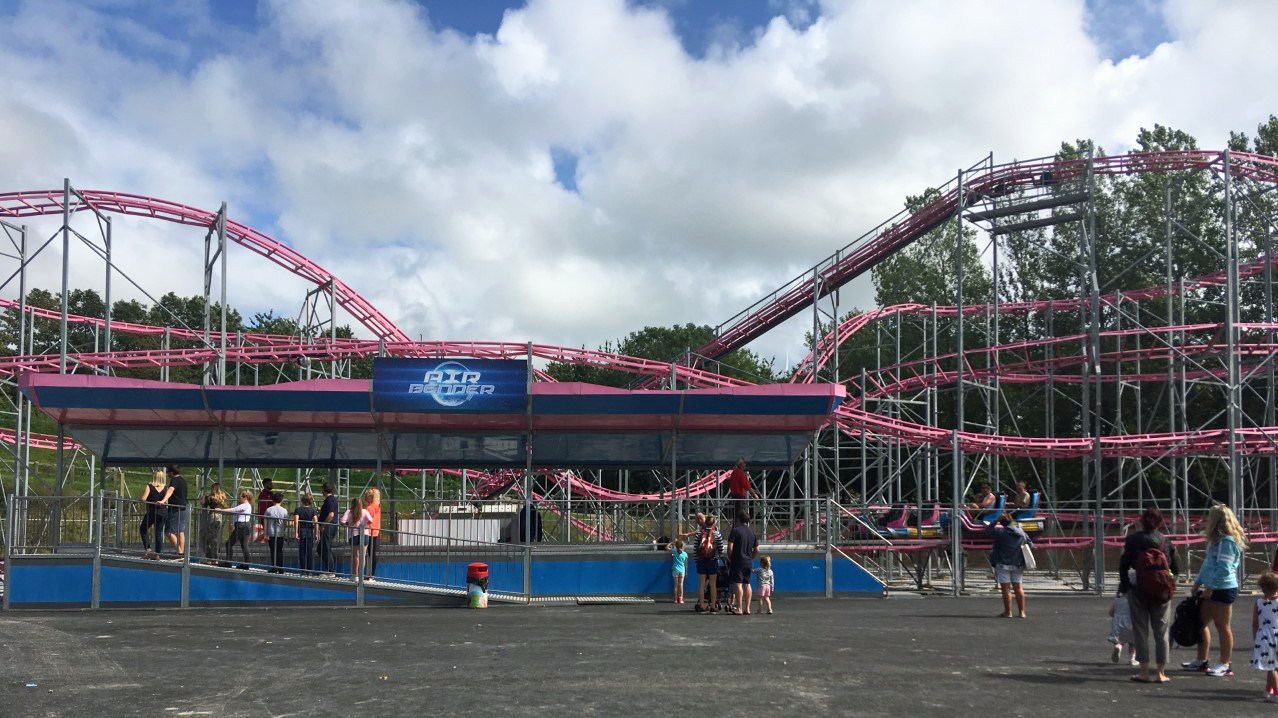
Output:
[
  {"xmin": 880, "ymin": 504, "xmax": 944, "ymax": 539},
  {"xmin": 1011, "ymin": 492, "xmax": 1043, "ymax": 534},
  {"xmin": 937, "ymin": 495, "xmax": 1005, "ymax": 535}
]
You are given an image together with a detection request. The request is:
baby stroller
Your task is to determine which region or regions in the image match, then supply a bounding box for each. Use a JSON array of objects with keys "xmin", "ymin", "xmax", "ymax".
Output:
[{"xmin": 695, "ymin": 559, "xmax": 732, "ymax": 612}]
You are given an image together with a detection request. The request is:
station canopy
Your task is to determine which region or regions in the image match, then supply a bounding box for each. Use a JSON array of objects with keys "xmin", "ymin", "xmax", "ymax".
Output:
[{"xmin": 19, "ymin": 358, "xmax": 845, "ymax": 470}]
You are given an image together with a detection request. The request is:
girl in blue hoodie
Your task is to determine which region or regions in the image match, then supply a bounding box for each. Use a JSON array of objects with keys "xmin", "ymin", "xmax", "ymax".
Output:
[{"xmin": 1184, "ymin": 504, "xmax": 1247, "ymax": 677}]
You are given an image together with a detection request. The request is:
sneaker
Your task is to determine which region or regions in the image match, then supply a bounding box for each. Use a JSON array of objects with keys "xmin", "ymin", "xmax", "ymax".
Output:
[
  {"xmin": 1181, "ymin": 659, "xmax": 1208, "ymax": 672},
  {"xmin": 1267, "ymin": 693, "xmax": 1278, "ymax": 704},
  {"xmin": 1129, "ymin": 654, "xmax": 1140, "ymax": 666},
  {"xmin": 767, "ymin": 608, "xmax": 773, "ymax": 614},
  {"xmin": 1111, "ymin": 645, "xmax": 1121, "ymax": 664},
  {"xmin": 1205, "ymin": 663, "xmax": 1233, "ymax": 677}
]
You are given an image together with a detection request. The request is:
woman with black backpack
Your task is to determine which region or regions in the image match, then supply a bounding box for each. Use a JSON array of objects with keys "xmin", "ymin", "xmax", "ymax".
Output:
[{"xmin": 1119, "ymin": 507, "xmax": 1179, "ymax": 683}]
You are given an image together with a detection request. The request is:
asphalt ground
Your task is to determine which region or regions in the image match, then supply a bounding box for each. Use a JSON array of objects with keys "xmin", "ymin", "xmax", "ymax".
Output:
[{"xmin": 0, "ymin": 595, "xmax": 1273, "ymax": 717}]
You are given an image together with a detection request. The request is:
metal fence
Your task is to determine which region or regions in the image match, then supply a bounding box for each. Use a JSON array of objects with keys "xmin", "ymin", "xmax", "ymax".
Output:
[
  {"xmin": 6, "ymin": 494, "xmax": 528, "ymax": 600},
  {"xmin": 824, "ymin": 501, "xmax": 1278, "ymax": 594}
]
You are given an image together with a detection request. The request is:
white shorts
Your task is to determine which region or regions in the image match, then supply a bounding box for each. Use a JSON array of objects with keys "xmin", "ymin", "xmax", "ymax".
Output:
[
  {"xmin": 673, "ymin": 571, "xmax": 685, "ymax": 580},
  {"xmin": 994, "ymin": 564, "xmax": 1023, "ymax": 585}
]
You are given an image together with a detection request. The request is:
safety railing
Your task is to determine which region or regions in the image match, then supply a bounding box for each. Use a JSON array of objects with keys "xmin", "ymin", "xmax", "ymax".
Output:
[
  {"xmin": 8, "ymin": 494, "xmax": 528, "ymax": 600},
  {"xmin": 822, "ymin": 500, "xmax": 1278, "ymax": 594},
  {"xmin": 423, "ymin": 496, "xmax": 838, "ymax": 547},
  {"xmin": 5, "ymin": 495, "xmax": 97, "ymax": 555}
]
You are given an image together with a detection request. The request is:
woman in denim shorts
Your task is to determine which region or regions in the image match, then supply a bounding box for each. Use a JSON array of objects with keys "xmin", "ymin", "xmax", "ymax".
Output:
[
  {"xmin": 1183, "ymin": 504, "xmax": 1247, "ymax": 677},
  {"xmin": 987, "ymin": 513, "xmax": 1031, "ymax": 618}
]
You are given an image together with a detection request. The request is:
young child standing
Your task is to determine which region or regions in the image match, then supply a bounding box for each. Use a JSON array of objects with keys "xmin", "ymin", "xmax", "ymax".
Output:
[
  {"xmin": 1108, "ymin": 593, "xmax": 1137, "ymax": 665},
  {"xmin": 341, "ymin": 497, "xmax": 373, "ymax": 579},
  {"xmin": 264, "ymin": 491, "xmax": 290, "ymax": 574},
  {"xmin": 671, "ymin": 539, "xmax": 688, "ymax": 604},
  {"xmin": 1250, "ymin": 570, "xmax": 1278, "ymax": 702},
  {"xmin": 753, "ymin": 555, "xmax": 775, "ymax": 614}
]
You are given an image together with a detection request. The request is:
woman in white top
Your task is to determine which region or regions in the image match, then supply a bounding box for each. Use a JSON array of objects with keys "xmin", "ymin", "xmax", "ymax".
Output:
[
  {"xmin": 341, "ymin": 496, "xmax": 373, "ymax": 579},
  {"xmin": 218, "ymin": 491, "xmax": 254, "ymax": 566}
]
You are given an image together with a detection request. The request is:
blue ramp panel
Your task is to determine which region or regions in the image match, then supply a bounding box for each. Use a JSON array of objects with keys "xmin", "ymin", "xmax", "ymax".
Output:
[
  {"xmin": 7, "ymin": 561, "xmax": 93, "ymax": 608},
  {"xmin": 189, "ymin": 571, "xmax": 360, "ymax": 605},
  {"xmin": 101, "ymin": 563, "xmax": 181, "ymax": 606},
  {"xmin": 528, "ymin": 551, "xmax": 885, "ymax": 597}
]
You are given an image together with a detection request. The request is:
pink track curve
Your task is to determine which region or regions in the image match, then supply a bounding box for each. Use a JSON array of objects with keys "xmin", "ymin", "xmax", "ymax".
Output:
[{"xmin": 0, "ymin": 189, "xmax": 410, "ymax": 343}]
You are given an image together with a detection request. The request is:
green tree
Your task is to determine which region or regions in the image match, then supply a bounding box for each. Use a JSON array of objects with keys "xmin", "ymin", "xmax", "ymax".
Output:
[{"xmin": 546, "ymin": 324, "xmax": 775, "ymax": 387}]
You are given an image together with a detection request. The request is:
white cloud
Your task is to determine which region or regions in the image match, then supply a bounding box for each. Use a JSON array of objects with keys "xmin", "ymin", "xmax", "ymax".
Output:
[{"xmin": 1, "ymin": 0, "xmax": 1276, "ymax": 365}]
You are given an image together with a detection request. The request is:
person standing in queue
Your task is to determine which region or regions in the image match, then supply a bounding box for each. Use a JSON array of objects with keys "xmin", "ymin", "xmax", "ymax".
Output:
[
  {"xmin": 363, "ymin": 488, "xmax": 382, "ymax": 577},
  {"xmin": 159, "ymin": 465, "xmax": 189, "ymax": 558},
  {"xmin": 318, "ymin": 483, "xmax": 339, "ymax": 577},
  {"xmin": 341, "ymin": 496, "xmax": 373, "ymax": 580},
  {"xmin": 255, "ymin": 478, "xmax": 274, "ymax": 543},
  {"xmin": 294, "ymin": 494, "xmax": 318, "ymax": 575},
  {"xmin": 200, "ymin": 483, "xmax": 229, "ymax": 564},
  {"xmin": 140, "ymin": 470, "xmax": 167, "ymax": 558}
]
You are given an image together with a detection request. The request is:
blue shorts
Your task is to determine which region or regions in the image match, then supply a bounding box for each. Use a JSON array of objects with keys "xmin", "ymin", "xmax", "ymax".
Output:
[
  {"xmin": 696, "ymin": 558, "xmax": 718, "ymax": 576},
  {"xmin": 165, "ymin": 508, "xmax": 188, "ymax": 534},
  {"xmin": 1207, "ymin": 587, "xmax": 1238, "ymax": 605}
]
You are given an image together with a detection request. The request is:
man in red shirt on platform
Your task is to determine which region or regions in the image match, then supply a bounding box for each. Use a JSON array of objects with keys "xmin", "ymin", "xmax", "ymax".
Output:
[
  {"xmin": 728, "ymin": 458, "xmax": 761, "ymax": 503},
  {"xmin": 255, "ymin": 478, "xmax": 274, "ymax": 543}
]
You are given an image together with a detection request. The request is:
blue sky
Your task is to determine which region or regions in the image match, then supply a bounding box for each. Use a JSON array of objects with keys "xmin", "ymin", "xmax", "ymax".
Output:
[
  {"xmin": 3, "ymin": 0, "xmax": 1175, "ymax": 195},
  {"xmin": 422, "ymin": 0, "xmax": 1170, "ymax": 62}
]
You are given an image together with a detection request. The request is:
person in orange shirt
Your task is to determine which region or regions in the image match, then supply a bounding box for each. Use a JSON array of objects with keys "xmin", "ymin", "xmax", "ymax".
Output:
[{"xmin": 363, "ymin": 488, "xmax": 382, "ymax": 577}]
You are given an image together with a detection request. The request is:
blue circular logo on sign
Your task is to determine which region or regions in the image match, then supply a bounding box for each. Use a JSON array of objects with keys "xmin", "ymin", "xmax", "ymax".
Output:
[{"xmin": 429, "ymin": 360, "xmax": 476, "ymax": 407}]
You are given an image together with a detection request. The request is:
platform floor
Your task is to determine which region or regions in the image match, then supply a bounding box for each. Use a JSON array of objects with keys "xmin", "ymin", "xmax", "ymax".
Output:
[{"xmin": 0, "ymin": 595, "xmax": 1272, "ymax": 717}]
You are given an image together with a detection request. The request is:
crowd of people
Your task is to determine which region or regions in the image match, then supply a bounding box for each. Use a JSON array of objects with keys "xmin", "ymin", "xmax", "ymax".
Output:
[
  {"xmin": 669, "ymin": 507, "xmax": 774, "ymax": 615},
  {"xmin": 1102, "ymin": 503, "xmax": 1278, "ymax": 703},
  {"xmin": 138, "ymin": 470, "xmax": 383, "ymax": 580}
]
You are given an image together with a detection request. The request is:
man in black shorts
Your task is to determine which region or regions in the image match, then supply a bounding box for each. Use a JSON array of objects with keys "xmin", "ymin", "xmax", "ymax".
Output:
[
  {"xmin": 727, "ymin": 510, "xmax": 759, "ymax": 615},
  {"xmin": 160, "ymin": 465, "xmax": 189, "ymax": 557}
]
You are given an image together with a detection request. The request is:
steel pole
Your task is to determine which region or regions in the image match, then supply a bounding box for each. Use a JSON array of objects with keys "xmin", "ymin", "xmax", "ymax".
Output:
[
  {"xmin": 218, "ymin": 202, "xmax": 228, "ymax": 385},
  {"xmin": 1086, "ymin": 147, "xmax": 1105, "ymax": 594},
  {"xmin": 951, "ymin": 168, "xmax": 966, "ymax": 596},
  {"xmin": 1223, "ymin": 151, "xmax": 1241, "ymax": 520},
  {"xmin": 104, "ymin": 217, "xmax": 112, "ymax": 354}
]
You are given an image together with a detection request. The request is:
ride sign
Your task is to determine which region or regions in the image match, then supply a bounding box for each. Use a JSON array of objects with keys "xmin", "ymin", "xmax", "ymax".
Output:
[{"xmin": 372, "ymin": 358, "xmax": 528, "ymax": 412}]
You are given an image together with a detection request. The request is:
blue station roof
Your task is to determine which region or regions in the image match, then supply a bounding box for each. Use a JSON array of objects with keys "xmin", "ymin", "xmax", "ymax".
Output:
[{"xmin": 20, "ymin": 374, "xmax": 845, "ymax": 470}]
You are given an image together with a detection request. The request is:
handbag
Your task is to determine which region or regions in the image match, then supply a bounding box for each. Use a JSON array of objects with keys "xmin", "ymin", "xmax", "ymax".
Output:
[{"xmin": 1021, "ymin": 542, "xmax": 1037, "ymax": 571}]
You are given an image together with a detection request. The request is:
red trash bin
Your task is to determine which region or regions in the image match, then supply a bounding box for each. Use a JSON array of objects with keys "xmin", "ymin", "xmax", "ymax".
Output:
[{"xmin": 467, "ymin": 563, "xmax": 489, "ymax": 608}]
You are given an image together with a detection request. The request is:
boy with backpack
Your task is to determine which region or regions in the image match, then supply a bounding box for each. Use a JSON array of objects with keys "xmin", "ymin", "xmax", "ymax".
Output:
[{"xmin": 1118, "ymin": 508, "xmax": 1180, "ymax": 683}]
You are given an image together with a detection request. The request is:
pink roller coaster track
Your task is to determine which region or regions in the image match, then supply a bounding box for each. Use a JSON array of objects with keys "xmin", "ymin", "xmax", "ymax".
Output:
[
  {"xmin": 3, "ymin": 149, "xmax": 1277, "ymax": 484},
  {"xmin": 0, "ymin": 189, "xmax": 410, "ymax": 343}
]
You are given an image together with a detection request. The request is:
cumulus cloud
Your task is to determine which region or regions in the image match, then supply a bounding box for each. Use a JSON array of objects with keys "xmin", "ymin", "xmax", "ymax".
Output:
[{"xmin": 1, "ymin": 0, "xmax": 1276, "ymax": 364}]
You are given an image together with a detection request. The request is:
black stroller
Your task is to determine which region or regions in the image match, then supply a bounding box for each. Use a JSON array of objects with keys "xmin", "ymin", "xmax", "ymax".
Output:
[{"xmin": 695, "ymin": 558, "xmax": 731, "ymax": 612}]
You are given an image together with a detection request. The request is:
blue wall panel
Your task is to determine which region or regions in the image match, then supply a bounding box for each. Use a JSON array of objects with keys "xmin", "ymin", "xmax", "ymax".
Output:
[
  {"xmin": 533, "ymin": 557, "xmax": 672, "ymax": 595},
  {"xmin": 8, "ymin": 563, "xmax": 92, "ymax": 605},
  {"xmin": 101, "ymin": 564, "xmax": 181, "ymax": 603},
  {"xmin": 833, "ymin": 557, "xmax": 884, "ymax": 593},
  {"xmin": 189, "ymin": 573, "xmax": 361, "ymax": 603}
]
